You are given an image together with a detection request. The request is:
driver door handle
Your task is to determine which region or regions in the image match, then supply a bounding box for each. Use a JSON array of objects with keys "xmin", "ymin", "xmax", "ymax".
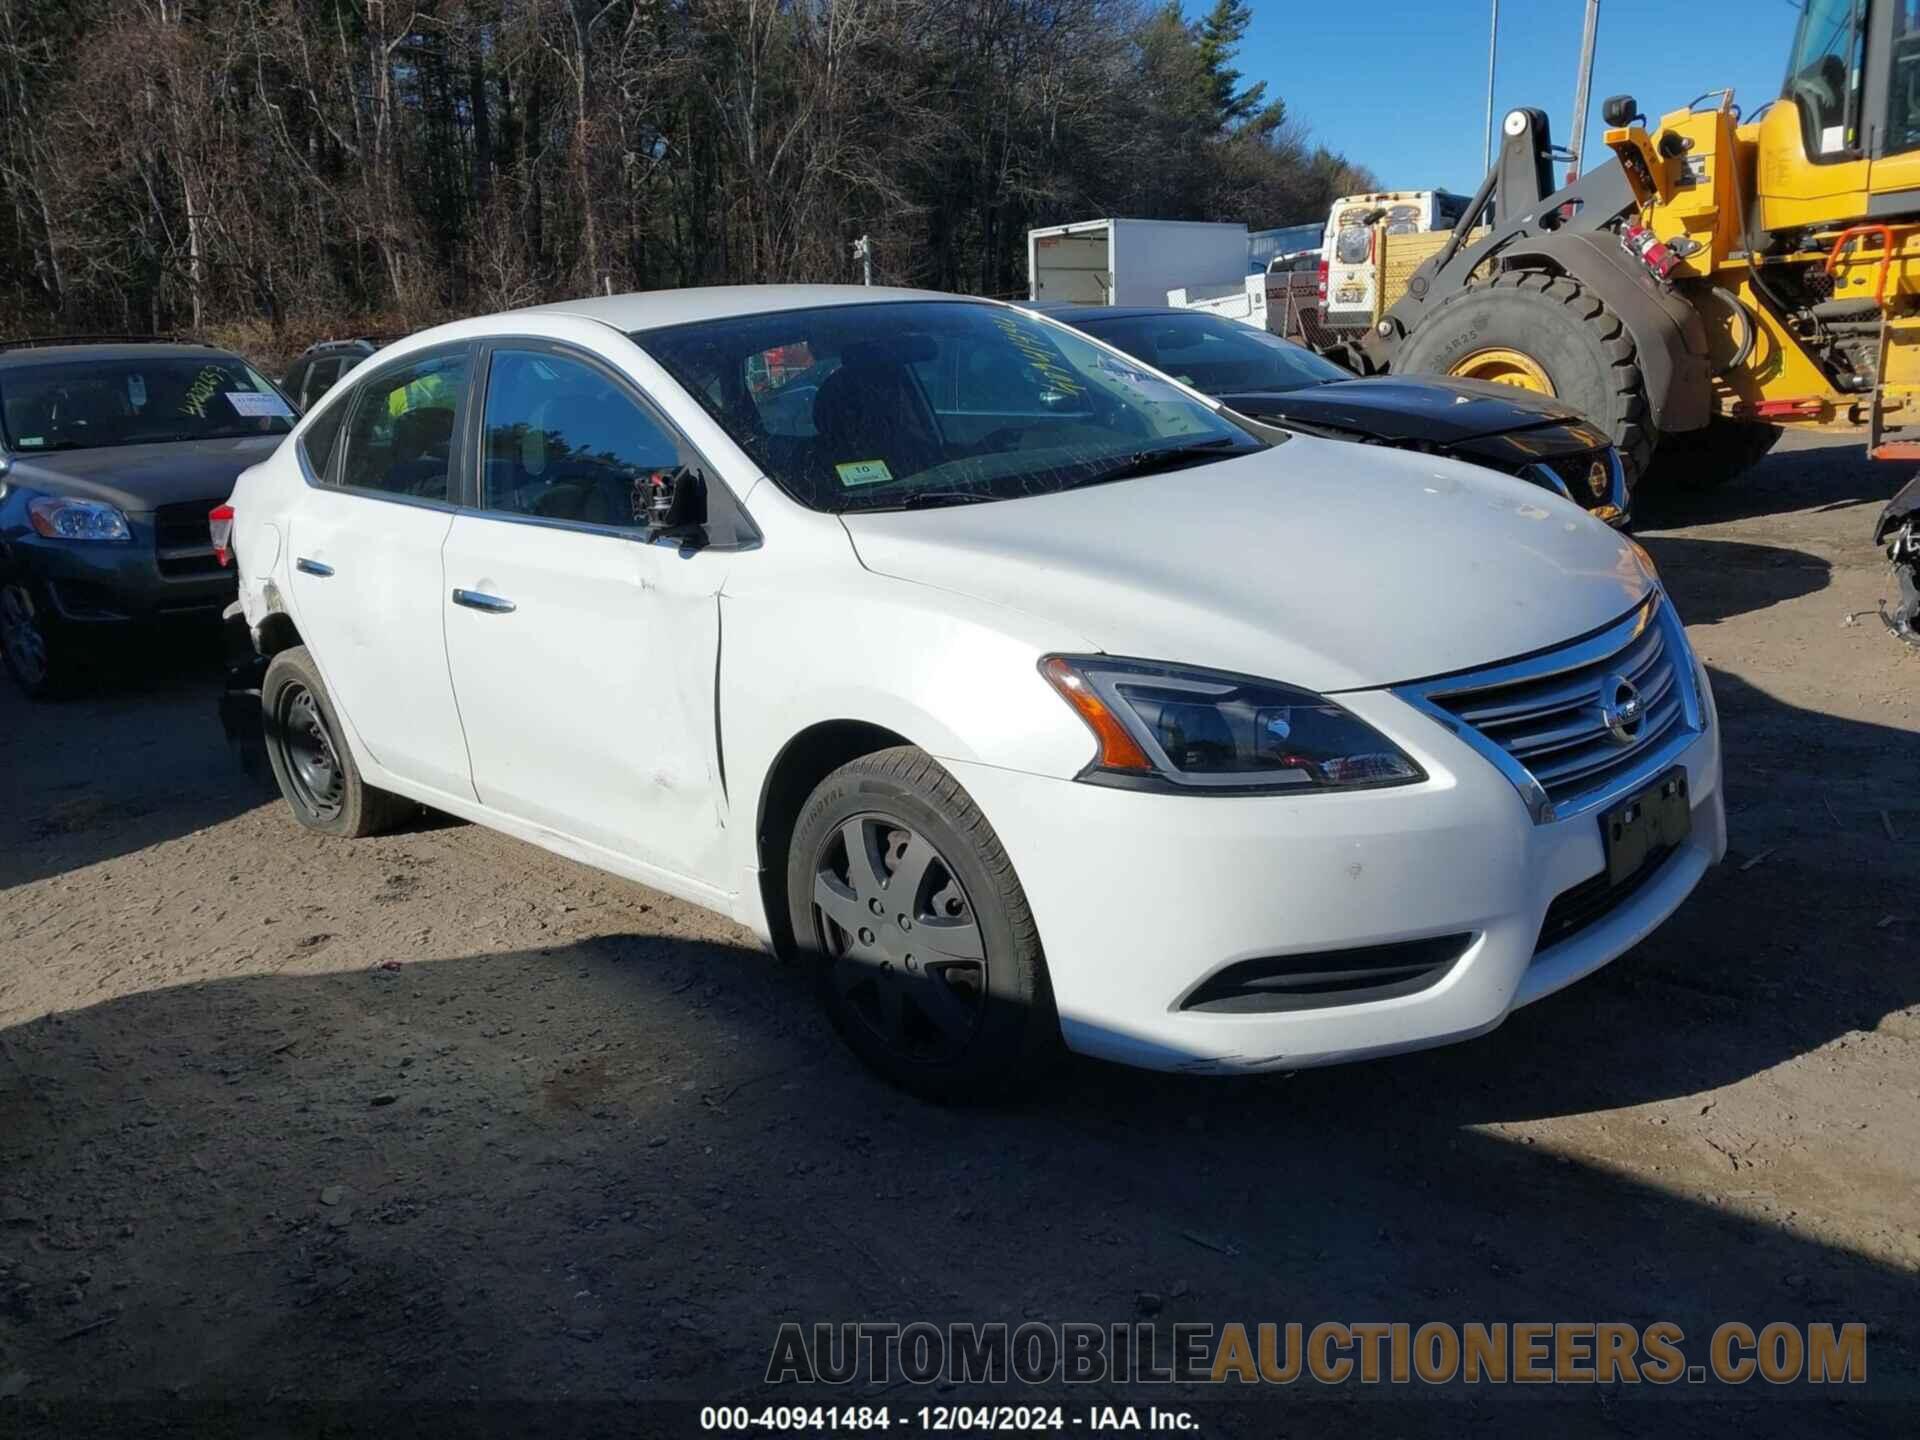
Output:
[{"xmin": 451, "ymin": 588, "xmax": 516, "ymax": 614}]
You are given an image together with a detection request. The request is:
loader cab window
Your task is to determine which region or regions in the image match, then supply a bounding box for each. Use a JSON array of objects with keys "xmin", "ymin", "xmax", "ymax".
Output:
[
  {"xmin": 1885, "ymin": 1, "xmax": 1920, "ymax": 155},
  {"xmin": 1784, "ymin": 0, "xmax": 1865, "ymax": 160}
]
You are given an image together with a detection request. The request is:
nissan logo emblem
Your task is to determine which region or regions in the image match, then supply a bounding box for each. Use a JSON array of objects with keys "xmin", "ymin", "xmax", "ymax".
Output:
[{"xmin": 1598, "ymin": 674, "xmax": 1646, "ymax": 744}]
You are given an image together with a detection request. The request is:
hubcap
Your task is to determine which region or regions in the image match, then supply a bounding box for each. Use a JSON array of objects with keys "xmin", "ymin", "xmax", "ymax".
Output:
[
  {"xmin": 813, "ymin": 815, "xmax": 987, "ymax": 1063},
  {"xmin": 1449, "ymin": 346, "xmax": 1557, "ymax": 395},
  {"xmin": 0, "ymin": 584, "xmax": 49, "ymax": 687},
  {"xmin": 279, "ymin": 684, "xmax": 346, "ymax": 820}
]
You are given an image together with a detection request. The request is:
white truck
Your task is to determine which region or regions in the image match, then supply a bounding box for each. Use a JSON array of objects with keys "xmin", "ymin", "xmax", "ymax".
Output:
[
  {"xmin": 1320, "ymin": 189, "xmax": 1469, "ymax": 330},
  {"xmin": 1165, "ymin": 272, "xmax": 1288, "ymax": 331},
  {"xmin": 1026, "ymin": 219, "xmax": 1248, "ymax": 308}
]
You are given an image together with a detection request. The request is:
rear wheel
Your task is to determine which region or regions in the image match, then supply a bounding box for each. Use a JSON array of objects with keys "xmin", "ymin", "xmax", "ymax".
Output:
[
  {"xmin": 261, "ymin": 646, "xmax": 413, "ymax": 837},
  {"xmin": 1396, "ymin": 270, "xmax": 1654, "ymax": 483},
  {"xmin": 786, "ymin": 746, "xmax": 1057, "ymax": 1102}
]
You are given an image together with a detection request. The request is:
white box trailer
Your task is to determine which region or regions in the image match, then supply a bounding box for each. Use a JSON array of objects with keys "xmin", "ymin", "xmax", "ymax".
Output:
[{"xmin": 1026, "ymin": 219, "xmax": 1248, "ymax": 308}]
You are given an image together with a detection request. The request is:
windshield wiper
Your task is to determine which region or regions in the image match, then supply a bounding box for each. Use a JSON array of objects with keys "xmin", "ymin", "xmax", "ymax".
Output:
[
  {"xmin": 1064, "ymin": 437, "xmax": 1246, "ymax": 490},
  {"xmin": 892, "ymin": 490, "xmax": 998, "ymax": 511}
]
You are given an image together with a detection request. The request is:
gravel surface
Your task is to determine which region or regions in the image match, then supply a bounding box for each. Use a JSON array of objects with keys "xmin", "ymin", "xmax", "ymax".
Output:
[{"xmin": 1, "ymin": 430, "xmax": 1915, "ymax": 1435}]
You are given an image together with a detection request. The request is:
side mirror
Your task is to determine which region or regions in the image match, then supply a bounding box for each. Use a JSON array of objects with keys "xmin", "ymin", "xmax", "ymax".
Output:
[{"xmin": 642, "ymin": 466, "xmax": 707, "ymax": 545}]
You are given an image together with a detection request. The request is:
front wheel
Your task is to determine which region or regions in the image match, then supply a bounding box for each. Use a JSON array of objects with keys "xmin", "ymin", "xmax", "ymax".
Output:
[
  {"xmin": 261, "ymin": 646, "xmax": 414, "ymax": 837},
  {"xmin": 0, "ymin": 580, "xmax": 75, "ymax": 699},
  {"xmin": 786, "ymin": 746, "xmax": 1058, "ymax": 1102}
]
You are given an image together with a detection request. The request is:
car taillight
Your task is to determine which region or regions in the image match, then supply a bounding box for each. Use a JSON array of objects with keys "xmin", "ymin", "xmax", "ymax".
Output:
[
  {"xmin": 209, "ymin": 503, "xmax": 235, "ymax": 567},
  {"xmin": 1316, "ymin": 261, "xmax": 1328, "ymax": 301}
]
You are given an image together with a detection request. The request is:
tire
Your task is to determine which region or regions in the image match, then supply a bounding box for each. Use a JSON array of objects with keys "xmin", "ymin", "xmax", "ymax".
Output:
[
  {"xmin": 1395, "ymin": 270, "xmax": 1655, "ymax": 483},
  {"xmin": 261, "ymin": 646, "xmax": 414, "ymax": 838},
  {"xmin": 0, "ymin": 580, "xmax": 76, "ymax": 699},
  {"xmin": 1637, "ymin": 418, "xmax": 1782, "ymax": 492},
  {"xmin": 786, "ymin": 745, "xmax": 1058, "ymax": 1102}
]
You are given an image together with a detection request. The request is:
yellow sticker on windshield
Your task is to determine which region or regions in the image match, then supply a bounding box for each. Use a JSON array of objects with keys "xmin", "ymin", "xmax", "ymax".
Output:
[{"xmin": 835, "ymin": 459, "xmax": 893, "ymax": 487}]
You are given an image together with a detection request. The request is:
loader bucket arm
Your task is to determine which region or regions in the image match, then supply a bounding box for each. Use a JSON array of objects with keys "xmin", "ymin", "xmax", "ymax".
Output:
[{"xmin": 1349, "ymin": 135, "xmax": 1712, "ymax": 436}]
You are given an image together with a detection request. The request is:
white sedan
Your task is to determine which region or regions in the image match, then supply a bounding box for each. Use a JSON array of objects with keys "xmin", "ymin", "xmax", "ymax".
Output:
[{"xmin": 221, "ymin": 285, "xmax": 1725, "ymax": 1099}]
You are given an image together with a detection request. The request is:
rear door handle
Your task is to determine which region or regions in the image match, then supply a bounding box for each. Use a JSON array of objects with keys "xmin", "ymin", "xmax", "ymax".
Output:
[
  {"xmin": 295, "ymin": 556, "xmax": 334, "ymax": 577},
  {"xmin": 451, "ymin": 588, "xmax": 516, "ymax": 614}
]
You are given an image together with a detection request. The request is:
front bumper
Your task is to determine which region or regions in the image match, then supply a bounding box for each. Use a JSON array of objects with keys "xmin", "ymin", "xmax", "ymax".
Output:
[
  {"xmin": 945, "ymin": 684, "xmax": 1724, "ymax": 1075},
  {"xmin": 1, "ymin": 521, "xmax": 235, "ymax": 623}
]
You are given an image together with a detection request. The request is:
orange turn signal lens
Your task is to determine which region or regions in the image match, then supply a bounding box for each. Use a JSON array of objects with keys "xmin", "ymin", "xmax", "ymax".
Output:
[{"xmin": 1040, "ymin": 656, "xmax": 1154, "ymax": 772}]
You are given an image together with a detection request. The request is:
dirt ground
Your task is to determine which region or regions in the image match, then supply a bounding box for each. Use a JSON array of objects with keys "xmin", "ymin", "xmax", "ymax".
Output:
[{"xmin": 1, "ymin": 429, "xmax": 1916, "ymax": 1436}]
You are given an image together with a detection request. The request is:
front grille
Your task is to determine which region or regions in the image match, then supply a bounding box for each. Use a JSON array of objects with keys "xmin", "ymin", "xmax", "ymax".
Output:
[
  {"xmin": 1532, "ymin": 447, "xmax": 1615, "ymax": 502},
  {"xmin": 1394, "ymin": 594, "xmax": 1704, "ymax": 823},
  {"xmin": 153, "ymin": 498, "xmax": 224, "ymax": 576},
  {"xmin": 1536, "ymin": 844, "xmax": 1678, "ymax": 954}
]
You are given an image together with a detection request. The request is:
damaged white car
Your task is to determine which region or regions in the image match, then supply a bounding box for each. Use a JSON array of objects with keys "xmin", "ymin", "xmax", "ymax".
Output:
[{"xmin": 218, "ymin": 286, "xmax": 1725, "ymax": 1099}]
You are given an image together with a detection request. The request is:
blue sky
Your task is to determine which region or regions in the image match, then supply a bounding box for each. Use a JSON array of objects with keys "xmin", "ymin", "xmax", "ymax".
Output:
[{"xmin": 1226, "ymin": 0, "xmax": 1807, "ymax": 203}]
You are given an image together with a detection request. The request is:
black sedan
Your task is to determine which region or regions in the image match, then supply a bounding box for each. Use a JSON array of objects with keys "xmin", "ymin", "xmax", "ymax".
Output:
[{"xmin": 1030, "ymin": 304, "xmax": 1629, "ymax": 526}]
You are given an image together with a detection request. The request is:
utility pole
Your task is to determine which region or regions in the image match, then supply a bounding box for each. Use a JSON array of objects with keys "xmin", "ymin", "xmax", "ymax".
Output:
[
  {"xmin": 852, "ymin": 235, "xmax": 873, "ymax": 286},
  {"xmin": 1567, "ymin": 0, "xmax": 1601, "ymax": 182},
  {"xmin": 1483, "ymin": 0, "xmax": 1500, "ymax": 173}
]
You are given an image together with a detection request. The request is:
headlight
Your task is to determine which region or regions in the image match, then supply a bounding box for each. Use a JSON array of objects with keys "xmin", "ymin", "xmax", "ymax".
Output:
[
  {"xmin": 1040, "ymin": 655, "xmax": 1424, "ymax": 794},
  {"xmin": 28, "ymin": 496, "xmax": 132, "ymax": 542}
]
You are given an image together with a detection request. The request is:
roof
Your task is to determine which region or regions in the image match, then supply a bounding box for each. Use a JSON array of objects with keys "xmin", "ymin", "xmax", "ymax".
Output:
[
  {"xmin": 0, "ymin": 342, "xmax": 235, "ymax": 370},
  {"xmin": 525, "ymin": 284, "xmax": 978, "ymax": 332}
]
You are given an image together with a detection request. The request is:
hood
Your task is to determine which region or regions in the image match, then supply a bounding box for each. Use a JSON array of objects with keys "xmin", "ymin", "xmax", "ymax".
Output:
[
  {"xmin": 3, "ymin": 435, "xmax": 283, "ymax": 512},
  {"xmin": 1219, "ymin": 375, "xmax": 1586, "ymax": 444},
  {"xmin": 840, "ymin": 436, "xmax": 1654, "ymax": 693}
]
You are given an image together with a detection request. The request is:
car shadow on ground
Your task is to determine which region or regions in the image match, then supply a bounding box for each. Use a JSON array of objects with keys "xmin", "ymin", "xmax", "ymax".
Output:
[
  {"xmin": 0, "ymin": 934, "xmax": 1909, "ymax": 1436},
  {"xmin": 1633, "ymin": 436, "xmax": 1902, "ymax": 530},
  {"xmin": 1, "ymin": 674, "xmax": 1914, "ymax": 1435},
  {"xmin": 0, "ymin": 633, "xmax": 268, "ymax": 892},
  {"xmin": 1636, "ymin": 536, "xmax": 1832, "ymax": 626}
]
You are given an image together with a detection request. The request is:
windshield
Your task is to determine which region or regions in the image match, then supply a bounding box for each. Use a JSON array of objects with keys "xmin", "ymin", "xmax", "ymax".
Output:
[
  {"xmin": 634, "ymin": 301, "xmax": 1266, "ymax": 513},
  {"xmin": 0, "ymin": 355, "xmax": 293, "ymax": 453},
  {"xmin": 1078, "ymin": 312, "xmax": 1352, "ymax": 396}
]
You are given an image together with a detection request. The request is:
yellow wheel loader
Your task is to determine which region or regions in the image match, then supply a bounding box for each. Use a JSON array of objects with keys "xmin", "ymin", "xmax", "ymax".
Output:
[{"xmin": 1339, "ymin": 0, "xmax": 1920, "ymax": 515}]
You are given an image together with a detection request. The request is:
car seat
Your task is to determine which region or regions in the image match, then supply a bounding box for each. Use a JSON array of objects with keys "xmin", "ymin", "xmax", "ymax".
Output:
[{"xmin": 812, "ymin": 356, "xmax": 942, "ymax": 488}]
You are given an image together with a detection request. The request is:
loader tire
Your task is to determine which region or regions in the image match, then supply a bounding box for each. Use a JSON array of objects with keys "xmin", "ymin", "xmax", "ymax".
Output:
[
  {"xmin": 1394, "ymin": 270, "xmax": 1655, "ymax": 484},
  {"xmin": 1637, "ymin": 418, "xmax": 1782, "ymax": 492}
]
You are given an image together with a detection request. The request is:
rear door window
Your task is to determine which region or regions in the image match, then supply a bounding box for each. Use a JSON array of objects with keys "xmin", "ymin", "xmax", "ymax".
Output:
[{"xmin": 338, "ymin": 351, "xmax": 469, "ymax": 502}]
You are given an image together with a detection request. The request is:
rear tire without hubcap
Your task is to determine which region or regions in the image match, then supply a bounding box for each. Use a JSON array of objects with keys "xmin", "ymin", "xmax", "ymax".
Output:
[
  {"xmin": 787, "ymin": 746, "xmax": 1057, "ymax": 1101},
  {"xmin": 261, "ymin": 645, "xmax": 415, "ymax": 837}
]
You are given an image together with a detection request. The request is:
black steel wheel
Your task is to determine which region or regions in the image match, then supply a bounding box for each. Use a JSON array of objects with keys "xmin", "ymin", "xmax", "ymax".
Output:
[
  {"xmin": 277, "ymin": 681, "xmax": 346, "ymax": 822},
  {"xmin": 261, "ymin": 645, "xmax": 414, "ymax": 838},
  {"xmin": 786, "ymin": 746, "xmax": 1058, "ymax": 1102}
]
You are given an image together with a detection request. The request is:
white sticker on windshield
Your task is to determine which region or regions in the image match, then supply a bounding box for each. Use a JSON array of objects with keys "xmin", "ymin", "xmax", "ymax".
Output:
[
  {"xmin": 127, "ymin": 373, "xmax": 147, "ymax": 408},
  {"xmin": 835, "ymin": 459, "xmax": 893, "ymax": 487},
  {"xmin": 227, "ymin": 390, "xmax": 293, "ymax": 419}
]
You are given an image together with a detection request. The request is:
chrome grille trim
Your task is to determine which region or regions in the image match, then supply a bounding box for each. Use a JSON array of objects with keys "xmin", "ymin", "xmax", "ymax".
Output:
[{"xmin": 1391, "ymin": 591, "xmax": 1705, "ymax": 825}]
